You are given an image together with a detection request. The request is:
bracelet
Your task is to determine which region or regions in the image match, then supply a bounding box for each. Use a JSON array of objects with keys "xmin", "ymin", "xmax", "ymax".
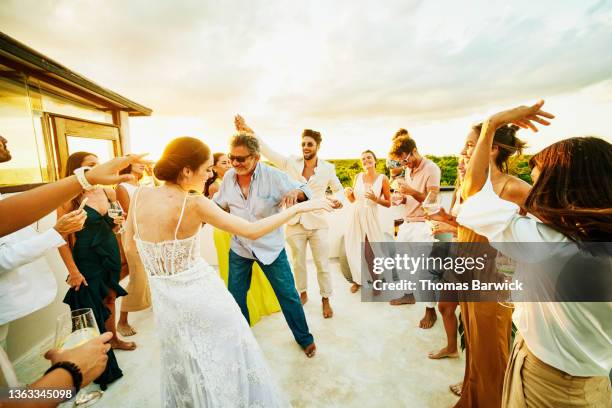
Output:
[
  {"xmin": 45, "ymin": 361, "xmax": 83, "ymax": 394},
  {"xmin": 74, "ymin": 167, "xmax": 94, "ymax": 191}
]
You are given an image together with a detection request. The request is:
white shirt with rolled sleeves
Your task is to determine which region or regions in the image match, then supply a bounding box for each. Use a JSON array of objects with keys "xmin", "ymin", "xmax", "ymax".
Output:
[
  {"xmin": 457, "ymin": 179, "xmax": 612, "ymax": 377},
  {"xmin": 0, "ymin": 222, "xmax": 65, "ymax": 325},
  {"xmin": 256, "ymin": 135, "xmax": 344, "ymax": 230},
  {"xmin": 213, "ymin": 162, "xmax": 312, "ymax": 265}
]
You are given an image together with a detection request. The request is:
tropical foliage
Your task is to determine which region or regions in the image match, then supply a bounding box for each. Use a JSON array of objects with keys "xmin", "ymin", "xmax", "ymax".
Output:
[{"xmin": 329, "ymin": 155, "xmax": 532, "ymax": 187}]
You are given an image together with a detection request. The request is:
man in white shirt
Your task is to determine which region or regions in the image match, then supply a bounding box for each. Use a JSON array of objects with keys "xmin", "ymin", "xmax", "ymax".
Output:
[
  {"xmin": 235, "ymin": 116, "xmax": 343, "ymax": 318},
  {"xmin": 0, "ymin": 135, "xmax": 86, "ymax": 349}
]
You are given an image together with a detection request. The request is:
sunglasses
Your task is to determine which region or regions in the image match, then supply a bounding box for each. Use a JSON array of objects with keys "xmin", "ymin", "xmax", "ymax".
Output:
[
  {"xmin": 400, "ymin": 152, "xmax": 413, "ymax": 164},
  {"xmin": 228, "ymin": 154, "xmax": 252, "ymax": 163},
  {"xmin": 301, "ymin": 142, "xmax": 316, "ymax": 147}
]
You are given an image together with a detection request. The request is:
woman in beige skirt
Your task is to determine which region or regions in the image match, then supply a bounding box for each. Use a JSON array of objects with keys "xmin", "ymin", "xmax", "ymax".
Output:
[{"xmin": 116, "ymin": 163, "xmax": 152, "ymax": 336}]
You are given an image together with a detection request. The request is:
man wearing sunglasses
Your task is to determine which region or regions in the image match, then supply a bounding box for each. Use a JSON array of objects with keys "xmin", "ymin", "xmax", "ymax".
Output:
[
  {"xmin": 214, "ymin": 131, "xmax": 318, "ymax": 357},
  {"xmin": 388, "ymin": 135, "xmax": 441, "ymax": 330},
  {"xmin": 234, "ymin": 116, "xmax": 344, "ymax": 320}
]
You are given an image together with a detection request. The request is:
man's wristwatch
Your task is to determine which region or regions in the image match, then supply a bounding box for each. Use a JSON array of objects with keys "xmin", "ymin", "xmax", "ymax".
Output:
[
  {"xmin": 45, "ymin": 361, "xmax": 83, "ymax": 394},
  {"xmin": 74, "ymin": 166, "xmax": 94, "ymax": 191}
]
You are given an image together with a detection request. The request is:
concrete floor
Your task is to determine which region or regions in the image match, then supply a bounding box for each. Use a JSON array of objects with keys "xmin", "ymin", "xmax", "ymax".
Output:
[{"xmin": 17, "ymin": 259, "xmax": 464, "ymax": 407}]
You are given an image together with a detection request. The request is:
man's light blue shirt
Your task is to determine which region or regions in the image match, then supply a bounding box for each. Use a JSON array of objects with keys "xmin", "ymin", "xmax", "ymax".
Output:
[{"xmin": 213, "ymin": 162, "xmax": 312, "ymax": 265}]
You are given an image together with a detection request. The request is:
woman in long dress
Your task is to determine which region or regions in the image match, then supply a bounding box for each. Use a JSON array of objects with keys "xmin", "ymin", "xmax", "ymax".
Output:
[
  {"xmin": 57, "ymin": 152, "xmax": 135, "ymax": 390},
  {"xmin": 122, "ymin": 137, "xmax": 332, "ymax": 407},
  {"xmin": 344, "ymin": 150, "xmax": 391, "ymax": 293},
  {"xmin": 116, "ymin": 162, "xmax": 152, "ymax": 336},
  {"xmin": 452, "ymin": 122, "xmax": 531, "ymax": 407},
  {"xmin": 206, "ymin": 153, "xmax": 280, "ymax": 325},
  {"xmin": 457, "ymin": 101, "xmax": 611, "ymax": 407}
]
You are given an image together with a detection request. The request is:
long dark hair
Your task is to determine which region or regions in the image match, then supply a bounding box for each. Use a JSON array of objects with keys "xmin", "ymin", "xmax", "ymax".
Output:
[
  {"xmin": 473, "ymin": 123, "xmax": 527, "ymax": 173},
  {"xmin": 204, "ymin": 152, "xmax": 227, "ymax": 198},
  {"xmin": 154, "ymin": 137, "xmax": 211, "ymax": 183},
  {"xmin": 526, "ymin": 137, "xmax": 612, "ymax": 243},
  {"xmin": 64, "ymin": 151, "xmax": 97, "ymax": 211}
]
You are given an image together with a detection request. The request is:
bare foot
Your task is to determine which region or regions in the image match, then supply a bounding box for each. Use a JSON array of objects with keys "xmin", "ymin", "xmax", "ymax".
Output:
[
  {"xmin": 389, "ymin": 293, "xmax": 416, "ymax": 305},
  {"xmin": 428, "ymin": 347, "xmax": 459, "ymax": 359},
  {"xmin": 350, "ymin": 283, "xmax": 360, "ymax": 293},
  {"xmin": 303, "ymin": 342, "xmax": 316, "ymax": 358},
  {"xmin": 117, "ymin": 322, "xmax": 137, "ymax": 337},
  {"xmin": 300, "ymin": 291, "xmax": 308, "ymax": 305},
  {"xmin": 111, "ymin": 339, "xmax": 137, "ymax": 351},
  {"xmin": 419, "ymin": 307, "xmax": 437, "ymax": 329},
  {"xmin": 322, "ymin": 298, "xmax": 333, "ymax": 318},
  {"xmin": 449, "ymin": 382, "xmax": 463, "ymax": 397}
]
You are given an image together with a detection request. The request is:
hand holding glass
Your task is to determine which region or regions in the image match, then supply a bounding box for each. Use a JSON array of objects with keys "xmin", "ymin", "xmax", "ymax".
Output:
[
  {"xmin": 55, "ymin": 308, "xmax": 103, "ymax": 406},
  {"xmin": 422, "ymin": 191, "xmax": 441, "ymax": 215},
  {"xmin": 107, "ymin": 202, "xmax": 125, "ymax": 233}
]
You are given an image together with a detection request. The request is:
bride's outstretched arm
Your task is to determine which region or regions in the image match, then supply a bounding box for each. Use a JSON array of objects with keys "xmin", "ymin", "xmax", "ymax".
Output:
[{"xmin": 197, "ymin": 196, "xmax": 333, "ymax": 240}]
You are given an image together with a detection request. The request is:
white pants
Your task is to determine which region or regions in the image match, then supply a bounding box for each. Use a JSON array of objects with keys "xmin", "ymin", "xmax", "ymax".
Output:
[
  {"xmin": 286, "ymin": 224, "xmax": 333, "ymax": 298},
  {"xmin": 397, "ymin": 221, "xmax": 436, "ymax": 308}
]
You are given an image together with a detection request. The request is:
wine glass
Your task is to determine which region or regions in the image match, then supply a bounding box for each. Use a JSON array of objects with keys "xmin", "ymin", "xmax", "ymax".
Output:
[
  {"xmin": 422, "ymin": 190, "xmax": 441, "ymax": 215},
  {"xmin": 55, "ymin": 308, "xmax": 103, "ymax": 406},
  {"xmin": 107, "ymin": 202, "xmax": 125, "ymax": 233},
  {"xmin": 391, "ymin": 191, "xmax": 403, "ymax": 206}
]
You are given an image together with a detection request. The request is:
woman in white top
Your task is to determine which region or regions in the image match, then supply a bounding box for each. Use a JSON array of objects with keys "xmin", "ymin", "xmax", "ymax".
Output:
[
  {"xmin": 457, "ymin": 100, "xmax": 612, "ymax": 407},
  {"xmin": 344, "ymin": 150, "xmax": 391, "ymax": 293},
  {"xmin": 116, "ymin": 162, "xmax": 151, "ymax": 336}
]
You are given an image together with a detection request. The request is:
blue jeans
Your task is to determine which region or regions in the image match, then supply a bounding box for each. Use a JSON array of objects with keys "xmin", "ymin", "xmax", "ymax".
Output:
[{"xmin": 228, "ymin": 249, "xmax": 314, "ymax": 348}]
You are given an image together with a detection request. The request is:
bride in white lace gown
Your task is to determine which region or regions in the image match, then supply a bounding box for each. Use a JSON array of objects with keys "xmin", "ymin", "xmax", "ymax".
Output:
[{"xmin": 122, "ymin": 137, "xmax": 332, "ymax": 407}]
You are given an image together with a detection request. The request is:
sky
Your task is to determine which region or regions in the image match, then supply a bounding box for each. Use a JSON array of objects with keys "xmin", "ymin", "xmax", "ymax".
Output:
[{"xmin": 1, "ymin": 0, "xmax": 611, "ymax": 159}]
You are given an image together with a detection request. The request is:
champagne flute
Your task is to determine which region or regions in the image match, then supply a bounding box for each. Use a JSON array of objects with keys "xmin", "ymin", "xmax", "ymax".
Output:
[
  {"xmin": 107, "ymin": 202, "xmax": 125, "ymax": 233},
  {"xmin": 422, "ymin": 190, "xmax": 441, "ymax": 215},
  {"xmin": 55, "ymin": 308, "xmax": 103, "ymax": 406},
  {"xmin": 391, "ymin": 191, "xmax": 403, "ymax": 206}
]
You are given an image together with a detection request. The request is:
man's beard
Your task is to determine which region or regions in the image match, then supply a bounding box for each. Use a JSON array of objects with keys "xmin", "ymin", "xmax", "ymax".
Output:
[{"xmin": 303, "ymin": 152, "xmax": 315, "ymax": 161}]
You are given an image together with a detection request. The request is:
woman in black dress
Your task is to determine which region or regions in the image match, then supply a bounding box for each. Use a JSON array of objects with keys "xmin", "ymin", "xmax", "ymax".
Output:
[{"xmin": 57, "ymin": 152, "xmax": 136, "ymax": 389}]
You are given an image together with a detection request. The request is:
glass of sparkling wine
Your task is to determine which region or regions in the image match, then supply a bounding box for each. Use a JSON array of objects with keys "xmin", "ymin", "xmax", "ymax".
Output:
[
  {"xmin": 55, "ymin": 308, "xmax": 103, "ymax": 406},
  {"xmin": 107, "ymin": 202, "xmax": 124, "ymax": 233},
  {"xmin": 422, "ymin": 190, "xmax": 441, "ymax": 215}
]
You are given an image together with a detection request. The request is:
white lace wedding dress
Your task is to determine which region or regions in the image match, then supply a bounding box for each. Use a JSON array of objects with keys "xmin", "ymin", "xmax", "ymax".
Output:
[{"xmin": 132, "ymin": 191, "xmax": 287, "ymax": 407}]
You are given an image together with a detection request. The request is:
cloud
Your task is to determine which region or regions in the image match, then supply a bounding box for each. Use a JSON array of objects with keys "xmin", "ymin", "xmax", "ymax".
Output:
[{"xmin": 1, "ymin": 0, "xmax": 610, "ymax": 157}]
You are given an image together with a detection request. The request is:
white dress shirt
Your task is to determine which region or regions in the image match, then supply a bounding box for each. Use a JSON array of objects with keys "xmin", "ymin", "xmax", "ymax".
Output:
[
  {"xmin": 256, "ymin": 135, "xmax": 344, "ymax": 229},
  {"xmin": 457, "ymin": 178, "xmax": 612, "ymax": 377},
  {"xmin": 0, "ymin": 198, "xmax": 65, "ymax": 325}
]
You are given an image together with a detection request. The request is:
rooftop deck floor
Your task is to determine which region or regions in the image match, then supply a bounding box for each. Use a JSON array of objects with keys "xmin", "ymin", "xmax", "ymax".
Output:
[{"xmin": 17, "ymin": 259, "xmax": 463, "ymax": 407}]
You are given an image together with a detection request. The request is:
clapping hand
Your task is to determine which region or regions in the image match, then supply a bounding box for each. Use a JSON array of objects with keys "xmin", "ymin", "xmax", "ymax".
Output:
[
  {"xmin": 234, "ymin": 114, "xmax": 255, "ymax": 135},
  {"xmin": 489, "ymin": 99, "xmax": 555, "ymax": 132}
]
